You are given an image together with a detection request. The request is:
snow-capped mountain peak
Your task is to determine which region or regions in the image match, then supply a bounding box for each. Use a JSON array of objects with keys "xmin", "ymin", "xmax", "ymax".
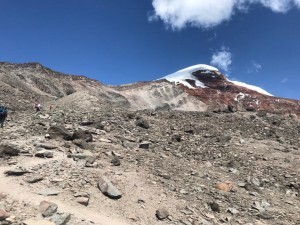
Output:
[
  {"xmin": 160, "ymin": 64, "xmax": 272, "ymax": 96},
  {"xmin": 160, "ymin": 64, "xmax": 219, "ymax": 89}
]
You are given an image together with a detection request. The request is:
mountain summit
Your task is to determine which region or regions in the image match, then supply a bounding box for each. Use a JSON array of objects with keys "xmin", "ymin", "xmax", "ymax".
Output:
[
  {"xmin": 160, "ymin": 64, "xmax": 272, "ymax": 96},
  {"xmin": 159, "ymin": 64, "xmax": 298, "ymax": 115}
]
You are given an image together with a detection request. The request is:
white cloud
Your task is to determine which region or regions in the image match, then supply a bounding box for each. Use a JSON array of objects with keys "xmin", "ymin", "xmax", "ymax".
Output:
[
  {"xmin": 281, "ymin": 78, "xmax": 288, "ymax": 83},
  {"xmin": 210, "ymin": 48, "xmax": 232, "ymax": 73},
  {"xmin": 150, "ymin": 0, "xmax": 300, "ymax": 29},
  {"xmin": 294, "ymin": 0, "xmax": 300, "ymax": 7},
  {"xmin": 247, "ymin": 61, "xmax": 262, "ymax": 73},
  {"xmin": 260, "ymin": 0, "xmax": 291, "ymax": 13}
]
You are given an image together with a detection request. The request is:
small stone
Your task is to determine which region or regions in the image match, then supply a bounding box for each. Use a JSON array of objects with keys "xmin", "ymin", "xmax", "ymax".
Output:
[
  {"xmin": 209, "ymin": 202, "xmax": 220, "ymax": 213},
  {"xmin": 26, "ymin": 176, "xmax": 43, "ymax": 183},
  {"xmin": 156, "ymin": 208, "xmax": 169, "ymax": 220},
  {"xmin": 74, "ymin": 192, "xmax": 90, "ymax": 198},
  {"xmin": 38, "ymin": 144, "xmax": 58, "ymax": 150},
  {"xmin": 35, "ymin": 150, "xmax": 53, "ymax": 158},
  {"xmin": 180, "ymin": 189, "xmax": 188, "ymax": 195},
  {"xmin": 111, "ymin": 157, "xmax": 121, "ymax": 166},
  {"xmin": 214, "ymin": 182, "xmax": 234, "ymax": 192},
  {"xmin": 37, "ymin": 189, "xmax": 61, "ymax": 196},
  {"xmin": 251, "ymin": 177, "xmax": 261, "ymax": 187},
  {"xmin": 227, "ymin": 208, "xmax": 239, "ymax": 215},
  {"xmin": 76, "ymin": 197, "xmax": 89, "ymax": 206},
  {"xmin": 139, "ymin": 141, "xmax": 150, "ymax": 150}
]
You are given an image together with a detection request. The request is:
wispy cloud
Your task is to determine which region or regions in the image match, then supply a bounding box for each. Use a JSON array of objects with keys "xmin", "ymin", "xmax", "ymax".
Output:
[
  {"xmin": 210, "ymin": 47, "xmax": 232, "ymax": 73},
  {"xmin": 247, "ymin": 61, "xmax": 262, "ymax": 73},
  {"xmin": 208, "ymin": 32, "xmax": 217, "ymax": 42},
  {"xmin": 150, "ymin": 0, "xmax": 300, "ymax": 29},
  {"xmin": 281, "ymin": 78, "xmax": 288, "ymax": 83}
]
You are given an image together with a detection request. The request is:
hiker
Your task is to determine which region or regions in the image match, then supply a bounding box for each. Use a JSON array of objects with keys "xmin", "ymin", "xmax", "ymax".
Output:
[
  {"xmin": 0, "ymin": 106, "xmax": 8, "ymax": 128},
  {"xmin": 34, "ymin": 102, "xmax": 41, "ymax": 113}
]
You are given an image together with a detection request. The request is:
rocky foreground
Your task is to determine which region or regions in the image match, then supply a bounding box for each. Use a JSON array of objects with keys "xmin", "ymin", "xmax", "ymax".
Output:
[{"xmin": 0, "ymin": 106, "xmax": 300, "ymax": 225}]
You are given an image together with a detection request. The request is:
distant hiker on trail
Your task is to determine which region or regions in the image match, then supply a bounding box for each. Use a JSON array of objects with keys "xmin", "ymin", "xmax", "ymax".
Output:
[
  {"xmin": 0, "ymin": 106, "xmax": 8, "ymax": 128},
  {"xmin": 34, "ymin": 102, "xmax": 41, "ymax": 113}
]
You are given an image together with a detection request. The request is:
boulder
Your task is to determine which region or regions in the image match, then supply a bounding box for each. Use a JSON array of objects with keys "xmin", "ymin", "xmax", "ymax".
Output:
[
  {"xmin": 73, "ymin": 140, "xmax": 94, "ymax": 150},
  {"xmin": 0, "ymin": 209, "xmax": 10, "ymax": 221},
  {"xmin": 98, "ymin": 176, "xmax": 122, "ymax": 199},
  {"xmin": 0, "ymin": 144, "xmax": 20, "ymax": 157},
  {"xmin": 135, "ymin": 117, "xmax": 149, "ymax": 129},
  {"xmin": 156, "ymin": 208, "xmax": 169, "ymax": 220},
  {"xmin": 39, "ymin": 201, "xmax": 58, "ymax": 217},
  {"xmin": 72, "ymin": 130, "xmax": 93, "ymax": 142},
  {"xmin": 48, "ymin": 126, "xmax": 73, "ymax": 141},
  {"xmin": 49, "ymin": 213, "xmax": 71, "ymax": 225},
  {"xmin": 26, "ymin": 175, "xmax": 43, "ymax": 183},
  {"xmin": 23, "ymin": 219, "xmax": 56, "ymax": 225},
  {"xmin": 4, "ymin": 167, "xmax": 31, "ymax": 176}
]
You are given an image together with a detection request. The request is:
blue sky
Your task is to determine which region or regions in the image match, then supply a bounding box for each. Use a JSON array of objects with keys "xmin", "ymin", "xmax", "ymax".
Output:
[{"xmin": 0, "ymin": 0, "xmax": 299, "ymax": 100}]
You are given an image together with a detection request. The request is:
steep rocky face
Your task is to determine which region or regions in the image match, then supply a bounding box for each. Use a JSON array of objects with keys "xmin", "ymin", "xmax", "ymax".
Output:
[
  {"xmin": 160, "ymin": 67, "xmax": 299, "ymax": 116},
  {"xmin": 182, "ymin": 70, "xmax": 300, "ymax": 116}
]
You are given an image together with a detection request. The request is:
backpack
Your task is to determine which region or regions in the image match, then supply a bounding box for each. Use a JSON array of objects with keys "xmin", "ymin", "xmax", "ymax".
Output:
[{"xmin": 0, "ymin": 106, "xmax": 7, "ymax": 116}]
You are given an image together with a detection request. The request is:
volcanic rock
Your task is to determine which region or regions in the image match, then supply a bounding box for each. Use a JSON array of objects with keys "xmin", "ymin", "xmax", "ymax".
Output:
[{"xmin": 98, "ymin": 176, "xmax": 122, "ymax": 199}]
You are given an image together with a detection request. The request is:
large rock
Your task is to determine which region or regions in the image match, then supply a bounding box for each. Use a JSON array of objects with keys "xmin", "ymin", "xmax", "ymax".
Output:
[
  {"xmin": 4, "ymin": 167, "xmax": 31, "ymax": 176},
  {"xmin": 0, "ymin": 209, "xmax": 10, "ymax": 221},
  {"xmin": 98, "ymin": 176, "xmax": 122, "ymax": 199},
  {"xmin": 23, "ymin": 219, "xmax": 56, "ymax": 225},
  {"xmin": 26, "ymin": 175, "xmax": 43, "ymax": 183},
  {"xmin": 72, "ymin": 130, "xmax": 93, "ymax": 142},
  {"xmin": 72, "ymin": 140, "xmax": 94, "ymax": 150},
  {"xmin": 49, "ymin": 213, "xmax": 71, "ymax": 225},
  {"xmin": 48, "ymin": 126, "xmax": 73, "ymax": 141},
  {"xmin": 0, "ymin": 144, "xmax": 20, "ymax": 157},
  {"xmin": 40, "ymin": 201, "xmax": 58, "ymax": 217},
  {"xmin": 135, "ymin": 117, "xmax": 150, "ymax": 129},
  {"xmin": 156, "ymin": 208, "xmax": 169, "ymax": 220}
]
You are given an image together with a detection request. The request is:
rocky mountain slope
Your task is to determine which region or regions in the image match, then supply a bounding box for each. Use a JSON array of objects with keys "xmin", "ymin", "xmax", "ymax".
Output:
[
  {"xmin": 0, "ymin": 62, "xmax": 300, "ymax": 225},
  {"xmin": 1, "ymin": 62, "xmax": 299, "ymax": 115}
]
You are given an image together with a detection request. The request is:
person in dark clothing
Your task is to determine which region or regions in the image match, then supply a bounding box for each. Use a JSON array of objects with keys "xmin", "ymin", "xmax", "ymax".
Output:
[
  {"xmin": 34, "ymin": 102, "xmax": 41, "ymax": 113},
  {"xmin": 0, "ymin": 106, "xmax": 7, "ymax": 128}
]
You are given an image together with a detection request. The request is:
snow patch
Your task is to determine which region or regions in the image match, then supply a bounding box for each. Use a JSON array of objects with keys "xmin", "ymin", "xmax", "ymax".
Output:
[
  {"xmin": 234, "ymin": 93, "xmax": 246, "ymax": 102},
  {"xmin": 159, "ymin": 64, "xmax": 218, "ymax": 89},
  {"xmin": 228, "ymin": 79, "xmax": 273, "ymax": 96},
  {"xmin": 158, "ymin": 64, "xmax": 272, "ymax": 96}
]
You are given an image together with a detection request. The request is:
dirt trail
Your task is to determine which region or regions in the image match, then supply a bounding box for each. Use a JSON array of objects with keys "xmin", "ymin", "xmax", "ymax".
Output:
[{"xmin": 0, "ymin": 154, "xmax": 132, "ymax": 225}]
